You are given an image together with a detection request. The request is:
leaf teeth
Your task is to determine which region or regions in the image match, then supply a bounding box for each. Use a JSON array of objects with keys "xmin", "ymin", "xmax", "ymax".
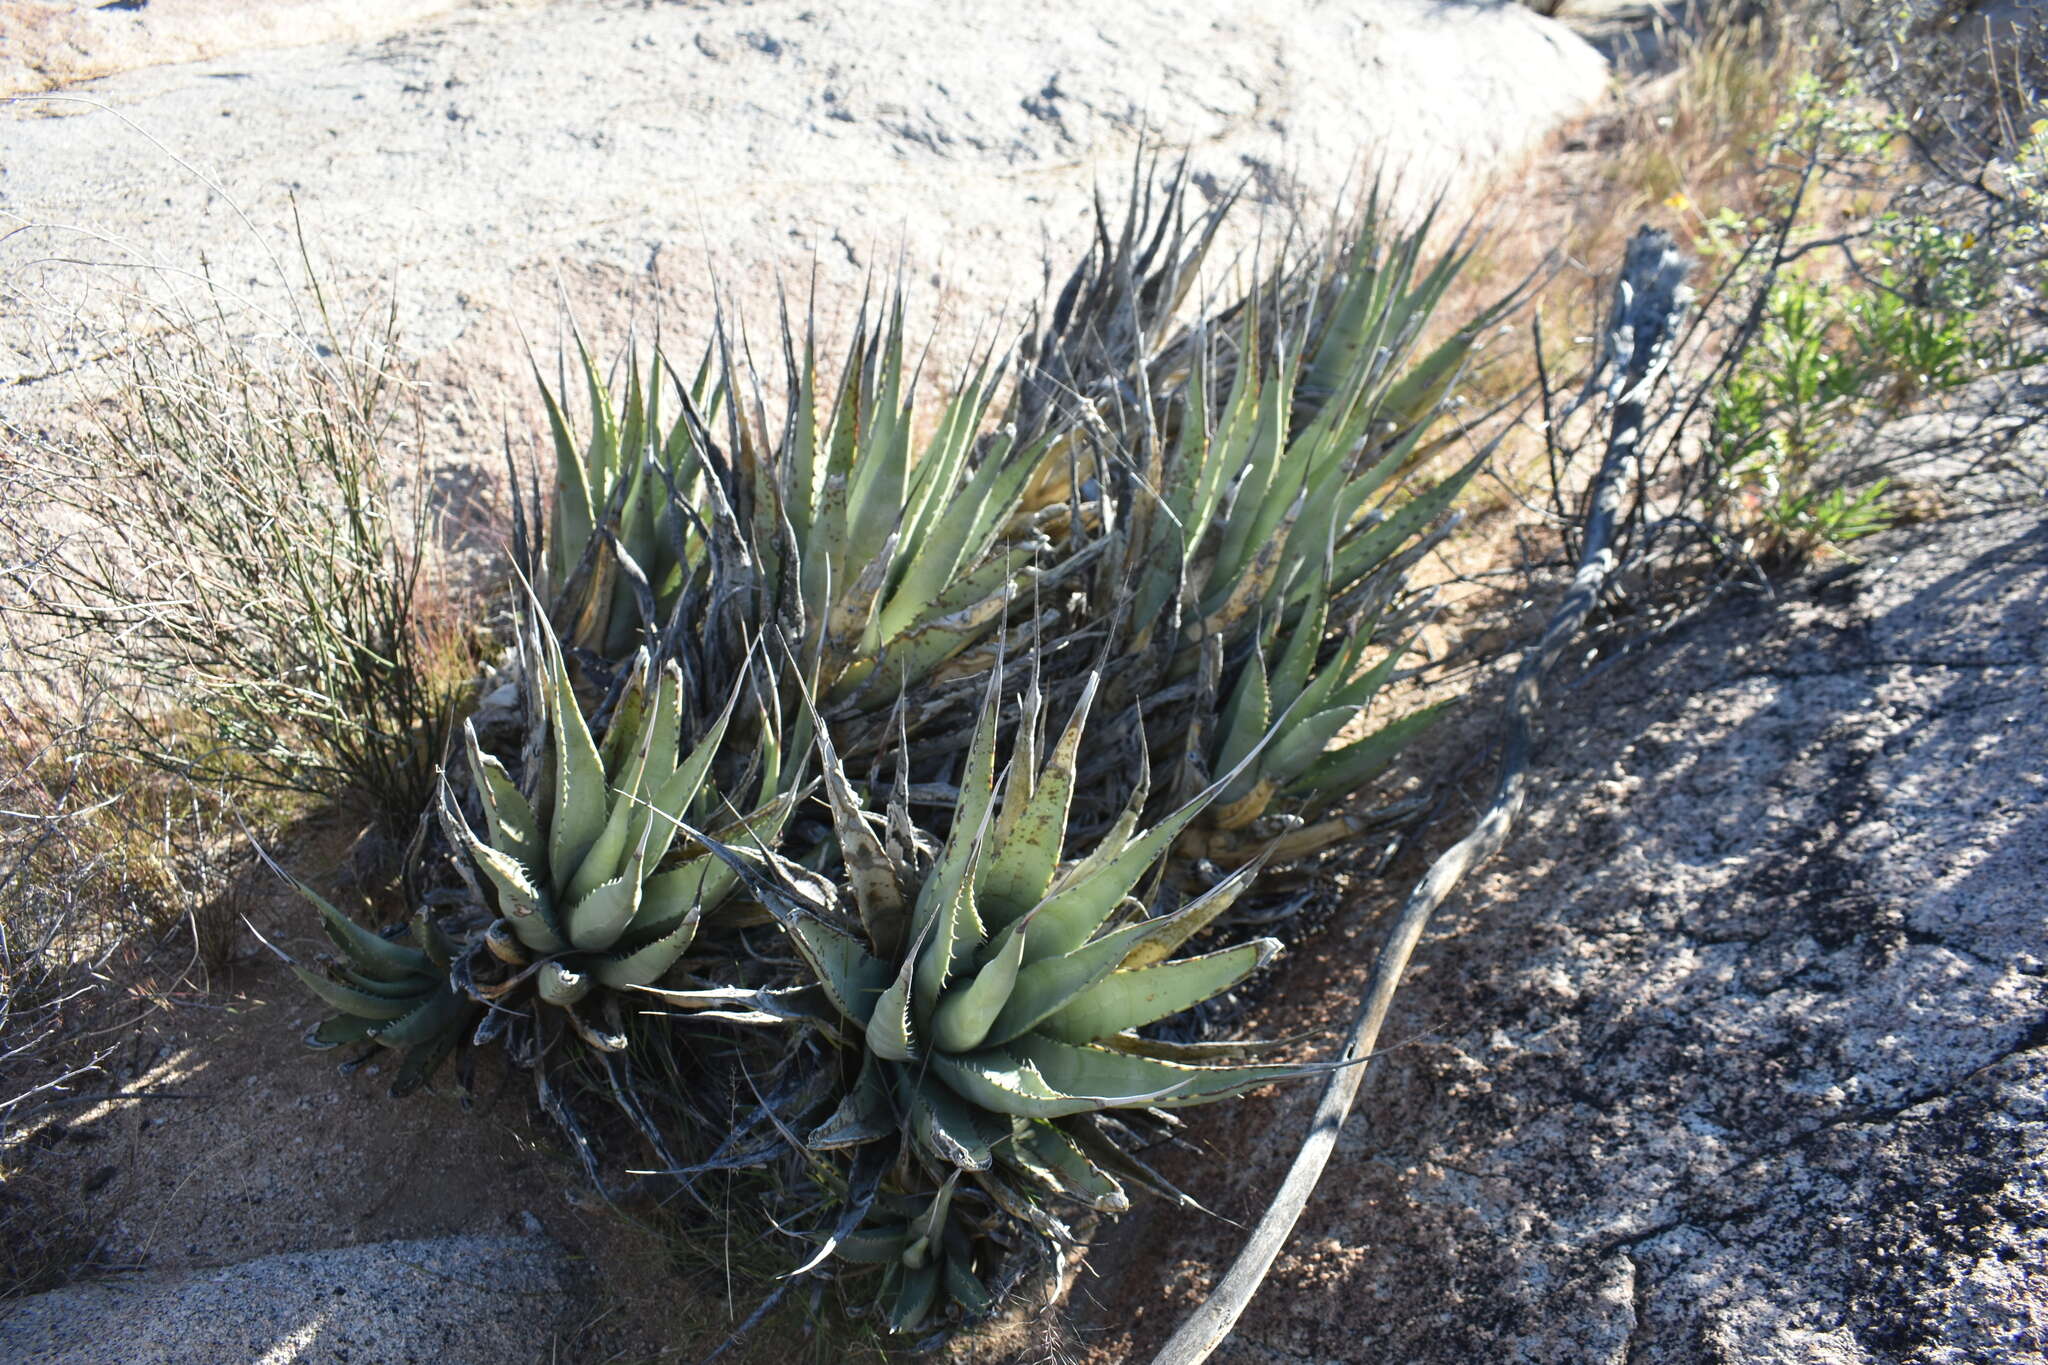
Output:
[
  {"xmin": 913, "ymin": 836, "xmax": 986, "ymax": 1024},
  {"xmin": 809, "ymin": 1054, "xmax": 894, "ymax": 1149},
  {"xmin": 590, "ymin": 906, "xmax": 700, "ymax": 988},
  {"xmin": 541, "ymin": 617, "xmax": 609, "ymax": 897},
  {"xmin": 301, "ymin": 880, "xmax": 431, "ymax": 979},
  {"xmin": 306, "ymin": 1014, "xmax": 378, "ymax": 1049},
  {"xmin": 291, "ymin": 964, "xmax": 419, "ymax": 1022},
  {"xmin": 466, "ymin": 723, "xmax": 544, "ymax": 871},
  {"xmin": 930, "ymin": 1050, "xmax": 1123, "ymax": 1119},
  {"xmin": 1041, "ymin": 939, "xmax": 1280, "ymax": 1045},
  {"xmin": 982, "ymin": 672, "xmax": 1097, "ymax": 919},
  {"xmin": 1119, "ymin": 860, "xmax": 1263, "ymax": 970},
  {"xmin": 1289, "ymin": 700, "xmax": 1449, "ymax": 799},
  {"xmin": 909, "ymin": 1088, "xmax": 994, "ymax": 1172},
  {"xmin": 981, "ymin": 914, "xmax": 1147, "ymax": 1048},
  {"xmin": 598, "ymin": 649, "xmax": 655, "ymax": 781},
  {"xmin": 483, "ymin": 920, "xmax": 529, "ymax": 966},
  {"xmin": 371, "ymin": 988, "xmax": 465, "ymax": 1049},
  {"xmin": 1001, "ymin": 1120, "xmax": 1129, "ymax": 1212},
  {"xmin": 1215, "ymin": 645, "xmax": 1272, "ymax": 801},
  {"xmin": 787, "ymin": 915, "xmax": 890, "ymax": 1026},
  {"xmin": 888, "ymin": 1260, "xmax": 941, "ymax": 1333},
  {"xmin": 864, "ymin": 960, "xmax": 917, "ymax": 1062},
  {"xmin": 565, "ymin": 869, "xmax": 643, "ymax": 953},
  {"xmin": 1010, "ymin": 1032, "xmax": 1307, "ymax": 1109}
]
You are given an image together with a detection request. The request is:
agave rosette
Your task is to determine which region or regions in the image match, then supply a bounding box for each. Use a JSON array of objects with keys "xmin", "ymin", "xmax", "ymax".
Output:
[
  {"xmin": 439, "ymin": 610, "xmax": 791, "ymax": 1051},
  {"xmin": 748, "ymin": 301, "xmax": 1084, "ymax": 725},
  {"xmin": 288, "ymin": 883, "xmax": 474, "ymax": 1097},
  {"xmin": 1024, "ymin": 191, "xmax": 1525, "ymax": 860},
  {"xmin": 540, "ymin": 342, "xmax": 726, "ymax": 658},
  {"xmin": 698, "ymin": 667, "xmax": 1311, "ymax": 1328}
]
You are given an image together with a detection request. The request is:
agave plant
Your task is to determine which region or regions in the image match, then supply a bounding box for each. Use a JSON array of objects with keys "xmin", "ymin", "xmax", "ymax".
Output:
[
  {"xmin": 539, "ymin": 342, "xmax": 723, "ymax": 658},
  {"xmin": 985, "ymin": 182, "xmax": 1526, "ymax": 862},
  {"xmin": 438, "ymin": 608, "xmax": 788, "ymax": 1052},
  {"xmin": 741, "ymin": 301, "xmax": 1097, "ymax": 733},
  {"xmin": 1183, "ymin": 601, "xmax": 1453, "ymax": 865},
  {"xmin": 538, "ymin": 298, "xmax": 1104, "ymax": 772},
  {"xmin": 276, "ymin": 162, "xmax": 1525, "ymax": 1352},
  {"xmin": 287, "ymin": 882, "xmax": 473, "ymax": 1097},
  {"xmin": 829, "ymin": 1174, "xmax": 998, "ymax": 1331},
  {"xmin": 693, "ymin": 668, "xmax": 1312, "ymax": 1329}
]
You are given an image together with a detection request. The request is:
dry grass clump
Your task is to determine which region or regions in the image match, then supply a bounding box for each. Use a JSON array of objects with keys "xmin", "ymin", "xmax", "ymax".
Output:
[
  {"xmin": 4, "ymin": 280, "xmax": 489, "ymax": 834},
  {"xmin": 0, "ymin": 697, "xmax": 231, "ymax": 1299}
]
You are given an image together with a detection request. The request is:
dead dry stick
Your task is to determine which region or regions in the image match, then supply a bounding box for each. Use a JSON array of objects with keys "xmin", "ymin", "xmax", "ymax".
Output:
[{"xmin": 1150, "ymin": 228, "xmax": 1692, "ymax": 1365}]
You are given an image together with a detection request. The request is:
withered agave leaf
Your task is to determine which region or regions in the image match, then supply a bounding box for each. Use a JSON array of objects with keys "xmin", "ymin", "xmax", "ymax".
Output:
[{"xmin": 814, "ymin": 711, "xmax": 909, "ymax": 957}]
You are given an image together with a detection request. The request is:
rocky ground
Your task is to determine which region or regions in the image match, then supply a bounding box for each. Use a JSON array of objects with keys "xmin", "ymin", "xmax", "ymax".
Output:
[
  {"xmin": 0, "ymin": 1235, "xmax": 571, "ymax": 1365},
  {"xmin": 1072, "ymin": 499, "xmax": 2048, "ymax": 1364}
]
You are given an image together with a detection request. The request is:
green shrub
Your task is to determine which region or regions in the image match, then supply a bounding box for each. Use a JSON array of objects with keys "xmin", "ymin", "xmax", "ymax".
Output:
[{"xmin": 1691, "ymin": 60, "xmax": 2044, "ymax": 566}]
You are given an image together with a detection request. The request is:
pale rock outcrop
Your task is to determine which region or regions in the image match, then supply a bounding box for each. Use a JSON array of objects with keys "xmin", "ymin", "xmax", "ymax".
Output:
[
  {"xmin": 0, "ymin": 0, "xmax": 1607, "ymax": 457},
  {"xmin": 0, "ymin": 1235, "xmax": 570, "ymax": 1364}
]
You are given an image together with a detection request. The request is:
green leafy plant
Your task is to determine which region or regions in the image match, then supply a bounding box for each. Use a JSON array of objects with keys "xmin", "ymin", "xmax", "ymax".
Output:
[
  {"xmin": 716, "ymin": 669, "xmax": 1310, "ymax": 1330},
  {"xmin": 1704, "ymin": 244, "xmax": 2031, "ymax": 562},
  {"xmin": 1692, "ymin": 66, "xmax": 2047, "ymax": 567},
  {"xmin": 285, "ymin": 880, "xmax": 473, "ymax": 1097}
]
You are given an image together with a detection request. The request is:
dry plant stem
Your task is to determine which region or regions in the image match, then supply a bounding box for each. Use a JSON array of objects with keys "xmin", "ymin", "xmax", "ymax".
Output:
[{"xmin": 1149, "ymin": 228, "xmax": 1693, "ymax": 1365}]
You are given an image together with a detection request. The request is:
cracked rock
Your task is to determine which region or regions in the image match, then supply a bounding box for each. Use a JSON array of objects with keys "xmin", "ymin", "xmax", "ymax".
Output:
[
  {"xmin": 0, "ymin": 1235, "xmax": 571, "ymax": 1364},
  {"xmin": 1080, "ymin": 507, "xmax": 2048, "ymax": 1364}
]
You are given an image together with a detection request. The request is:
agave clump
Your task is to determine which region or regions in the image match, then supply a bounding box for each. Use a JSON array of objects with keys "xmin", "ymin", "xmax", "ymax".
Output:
[
  {"xmin": 1185, "ymin": 594, "xmax": 1452, "ymax": 865},
  {"xmin": 278, "ymin": 164, "xmax": 1519, "ymax": 1348},
  {"xmin": 288, "ymin": 882, "xmax": 473, "ymax": 1096}
]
